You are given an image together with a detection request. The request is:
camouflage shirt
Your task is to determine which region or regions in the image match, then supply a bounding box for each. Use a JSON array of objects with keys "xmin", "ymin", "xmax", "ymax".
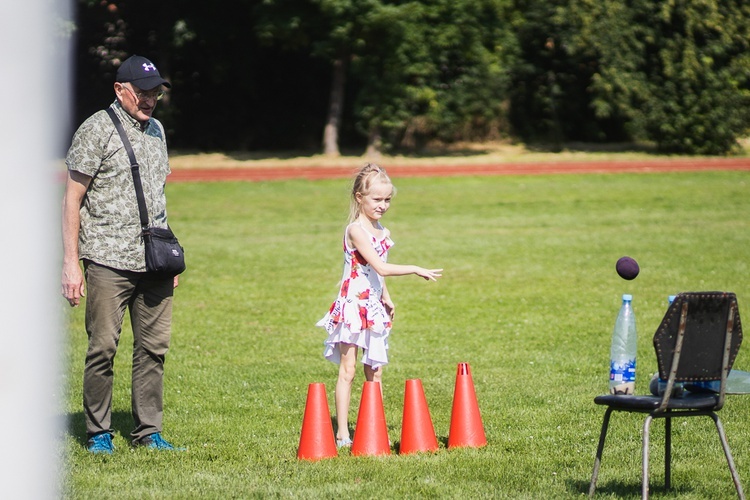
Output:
[{"xmin": 66, "ymin": 101, "xmax": 171, "ymax": 272}]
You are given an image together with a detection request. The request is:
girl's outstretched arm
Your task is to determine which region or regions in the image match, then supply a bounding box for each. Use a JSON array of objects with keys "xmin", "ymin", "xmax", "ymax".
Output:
[{"xmin": 348, "ymin": 224, "xmax": 442, "ymax": 281}]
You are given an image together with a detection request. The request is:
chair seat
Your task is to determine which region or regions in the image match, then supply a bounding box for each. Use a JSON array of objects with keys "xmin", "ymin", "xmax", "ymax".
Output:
[{"xmin": 594, "ymin": 393, "xmax": 720, "ymax": 411}]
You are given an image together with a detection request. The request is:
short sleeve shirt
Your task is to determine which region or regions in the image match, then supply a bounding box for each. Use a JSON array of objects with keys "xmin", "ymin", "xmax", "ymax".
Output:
[{"xmin": 66, "ymin": 101, "xmax": 171, "ymax": 272}]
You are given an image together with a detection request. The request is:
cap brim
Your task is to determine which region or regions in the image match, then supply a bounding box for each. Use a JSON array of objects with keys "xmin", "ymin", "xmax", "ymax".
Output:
[{"xmin": 131, "ymin": 76, "xmax": 171, "ymax": 90}]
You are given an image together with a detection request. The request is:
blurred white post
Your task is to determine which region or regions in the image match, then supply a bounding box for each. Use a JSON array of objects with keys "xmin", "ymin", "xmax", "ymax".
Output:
[{"xmin": 0, "ymin": 0, "xmax": 71, "ymax": 498}]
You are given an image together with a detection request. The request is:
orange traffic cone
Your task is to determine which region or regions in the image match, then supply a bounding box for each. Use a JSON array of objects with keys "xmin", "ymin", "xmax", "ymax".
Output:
[
  {"xmin": 351, "ymin": 381, "xmax": 391, "ymax": 456},
  {"xmin": 297, "ymin": 383, "xmax": 338, "ymax": 460},
  {"xmin": 399, "ymin": 379, "xmax": 439, "ymax": 455},
  {"xmin": 448, "ymin": 362, "xmax": 487, "ymax": 449}
]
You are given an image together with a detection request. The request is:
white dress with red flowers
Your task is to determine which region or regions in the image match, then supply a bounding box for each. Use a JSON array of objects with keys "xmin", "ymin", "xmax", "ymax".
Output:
[{"xmin": 317, "ymin": 222, "xmax": 394, "ymax": 368}]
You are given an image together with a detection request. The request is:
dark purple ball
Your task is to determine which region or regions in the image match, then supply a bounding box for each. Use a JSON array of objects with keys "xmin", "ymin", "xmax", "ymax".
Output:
[{"xmin": 616, "ymin": 256, "xmax": 640, "ymax": 280}]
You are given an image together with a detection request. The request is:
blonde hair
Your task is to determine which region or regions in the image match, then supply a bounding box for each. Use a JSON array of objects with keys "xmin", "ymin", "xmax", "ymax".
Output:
[{"xmin": 348, "ymin": 163, "xmax": 396, "ymax": 223}]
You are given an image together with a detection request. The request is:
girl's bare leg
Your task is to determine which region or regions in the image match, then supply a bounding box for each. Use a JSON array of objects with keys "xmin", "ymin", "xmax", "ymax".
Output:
[
  {"xmin": 364, "ymin": 363, "xmax": 383, "ymax": 398},
  {"xmin": 335, "ymin": 343, "xmax": 357, "ymax": 442}
]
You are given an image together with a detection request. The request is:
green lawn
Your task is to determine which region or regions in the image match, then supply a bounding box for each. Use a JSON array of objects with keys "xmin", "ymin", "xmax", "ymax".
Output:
[{"xmin": 62, "ymin": 170, "xmax": 750, "ymax": 498}]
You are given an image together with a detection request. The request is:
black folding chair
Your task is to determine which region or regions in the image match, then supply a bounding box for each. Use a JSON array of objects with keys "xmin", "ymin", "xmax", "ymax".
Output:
[{"xmin": 589, "ymin": 292, "xmax": 745, "ymax": 499}]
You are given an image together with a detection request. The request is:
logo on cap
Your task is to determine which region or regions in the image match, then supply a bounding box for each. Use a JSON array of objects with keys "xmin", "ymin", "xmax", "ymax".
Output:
[{"xmin": 142, "ymin": 63, "xmax": 157, "ymax": 72}]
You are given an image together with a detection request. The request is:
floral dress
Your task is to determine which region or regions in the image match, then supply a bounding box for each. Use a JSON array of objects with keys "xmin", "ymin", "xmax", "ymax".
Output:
[{"xmin": 317, "ymin": 222, "xmax": 394, "ymax": 368}]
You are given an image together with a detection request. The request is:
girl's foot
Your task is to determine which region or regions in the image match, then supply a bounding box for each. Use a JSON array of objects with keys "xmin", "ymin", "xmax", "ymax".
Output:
[{"xmin": 336, "ymin": 437, "xmax": 353, "ymax": 448}]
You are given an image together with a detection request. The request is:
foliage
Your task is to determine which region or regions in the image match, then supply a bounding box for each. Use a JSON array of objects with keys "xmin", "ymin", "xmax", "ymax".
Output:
[
  {"xmin": 69, "ymin": 0, "xmax": 750, "ymax": 155},
  {"xmin": 571, "ymin": 0, "xmax": 750, "ymax": 154},
  {"xmin": 352, "ymin": 0, "xmax": 518, "ymax": 150},
  {"xmin": 72, "ymin": 0, "xmax": 332, "ymax": 151},
  {"xmin": 508, "ymin": 0, "xmax": 629, "ymax": 145},
  {"xmin": 255, "ymin": 0, "xmax": 518, "ymax": 152},
  {"xmin": 62, "ymin": 171, "xmax": 750, "ymax": 498}
]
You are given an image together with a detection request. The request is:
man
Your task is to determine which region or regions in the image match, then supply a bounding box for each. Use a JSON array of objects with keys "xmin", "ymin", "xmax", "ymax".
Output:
[{"xmin": 62, "ymin": 55, "xmax": 182, "ymax": 454}]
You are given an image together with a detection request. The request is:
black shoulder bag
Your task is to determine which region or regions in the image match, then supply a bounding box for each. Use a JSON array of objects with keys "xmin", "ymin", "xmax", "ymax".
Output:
[{"xmin": 106, "ymin": 108, "xmax": 186, "ymax": 277}]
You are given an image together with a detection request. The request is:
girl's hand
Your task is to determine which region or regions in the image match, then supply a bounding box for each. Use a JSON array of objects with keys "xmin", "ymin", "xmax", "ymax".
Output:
[
  {"xmin": 416, "ymin": 267, "xmax": 443, "ymax": 281},
  {"xmin": 383, "ymin": 298, "xmax": 396, "ymax": 320}
]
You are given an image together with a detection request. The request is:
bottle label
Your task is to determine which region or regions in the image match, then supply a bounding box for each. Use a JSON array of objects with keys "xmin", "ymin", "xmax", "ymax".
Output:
[{"xmin": 610, "ymin": 359, "xmax": 636, "ymax": 383}]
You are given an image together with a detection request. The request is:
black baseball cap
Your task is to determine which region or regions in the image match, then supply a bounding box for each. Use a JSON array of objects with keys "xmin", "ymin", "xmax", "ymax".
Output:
[{"xmin": 116, "ymin": 55, "xmax": 171, "ymax": 90}]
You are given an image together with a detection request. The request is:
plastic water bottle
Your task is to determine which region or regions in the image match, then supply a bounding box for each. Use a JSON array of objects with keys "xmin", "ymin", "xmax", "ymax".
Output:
[
  {"xmin": 650, "ymin": 295, "xmax": 685, "ymax": 397},
  {"xmin": 609, "ymin": 294, "xmax": 637, "ymax": 395}
]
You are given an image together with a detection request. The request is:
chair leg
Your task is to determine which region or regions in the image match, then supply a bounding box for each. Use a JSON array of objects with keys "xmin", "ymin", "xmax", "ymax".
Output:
[
  {"xmin": 642, "ymin": 415, "xmax": 654, "ymax": 499},
  {"xmin": 589, "ymin": 407, "xmax": 613, "ymax": 497},
  {"xmin": 710, "ymin": 413, "xmax": 746, "ymax": 500},
  {"xmin": 664, "ymin": 416, "xmax": 672, "ymax": 490}
]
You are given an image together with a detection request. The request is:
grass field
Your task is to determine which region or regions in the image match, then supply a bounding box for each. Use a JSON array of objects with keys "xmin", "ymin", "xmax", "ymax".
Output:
[{"xmin": 62, "ymin": 169, "xmax": 750, "ymax": 498}]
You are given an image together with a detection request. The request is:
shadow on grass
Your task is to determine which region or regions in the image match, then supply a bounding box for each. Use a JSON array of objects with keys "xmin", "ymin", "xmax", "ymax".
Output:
[
  {"xmin": 331, "ymin": 416, "xmax": 351, "ymax": 441},
  {"xmin": 171, "ymin": 141, "xmax": 662, "ymax": 162},
  {"xmin": 374, "ymin": 147, "xmax": 499, "ymax": 159},
  {"xmin": 172, "ymin": 149, "xmax": 323, "ymax": 161},
  {"xmin": 525, "ymin": 141, "xmax": 658, "ymax": 154},
  {"xmin": 570, "ymin": 477, "xmax": 690, "ymax": 497},
  {"xmin": 65, "ymin": 410, "xmax": 135, "ymax": 445}
]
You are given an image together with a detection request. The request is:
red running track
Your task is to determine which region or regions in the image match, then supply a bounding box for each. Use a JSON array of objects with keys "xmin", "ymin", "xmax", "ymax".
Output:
[{"xmin": 167, "ymin": 157, "xmax": 750, "ymax": 183}]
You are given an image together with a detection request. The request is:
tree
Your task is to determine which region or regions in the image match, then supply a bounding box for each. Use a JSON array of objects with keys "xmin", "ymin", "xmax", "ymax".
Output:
[
  {"xmin": 256, "ymin": 0, "xmax": 386, "ymax": 156},
  {"xmin": 507, "ymin": 0, "xmax": 629, "ymax": 147},
  {"xmin": 71, "ymin": 0, "xmax": 749, "ymax": 154},
  {"xmin": 351, "ymin": 0, "xmax": 517, "ymax": 153},
  {"xmin": 257, "ymin": 0, "xmax": 517, "ymax": 156},
  {"xmin": 572, "ymin": 0, "xmax": 750, "ymax": 154}
]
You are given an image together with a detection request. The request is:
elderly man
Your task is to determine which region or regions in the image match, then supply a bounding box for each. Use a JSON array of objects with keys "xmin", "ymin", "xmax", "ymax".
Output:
[{"xmin": 62, "ymin": 55, "xmax": 183, "ymax": 453}]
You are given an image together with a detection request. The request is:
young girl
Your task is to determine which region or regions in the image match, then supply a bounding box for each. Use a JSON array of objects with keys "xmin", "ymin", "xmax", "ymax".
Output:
[{"xmin": 316, "ymin": 163, "xmax": 442, "ymax": 447}]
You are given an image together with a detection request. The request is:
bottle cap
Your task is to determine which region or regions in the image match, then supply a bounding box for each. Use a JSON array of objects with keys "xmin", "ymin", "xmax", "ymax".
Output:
[{"xmin": 622, "ymin": 294, "xmax": 633, "ymax": 301}]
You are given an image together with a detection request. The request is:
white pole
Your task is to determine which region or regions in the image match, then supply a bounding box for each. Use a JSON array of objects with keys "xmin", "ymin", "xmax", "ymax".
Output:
[{"xmin": 0, "ymin": 1, "xmax": 71, "ymax": 498}]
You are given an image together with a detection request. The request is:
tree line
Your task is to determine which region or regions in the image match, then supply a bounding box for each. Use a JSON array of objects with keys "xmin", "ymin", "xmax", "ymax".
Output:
[{"xmin": 70, "ymin": 0, "xmax": 750, "ymax": 156}]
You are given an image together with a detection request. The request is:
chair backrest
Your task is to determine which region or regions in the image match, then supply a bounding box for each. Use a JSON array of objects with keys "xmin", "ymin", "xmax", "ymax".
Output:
[{"xmin": 653, "ymin": 292, "xmax": 742, "ymax": 388}]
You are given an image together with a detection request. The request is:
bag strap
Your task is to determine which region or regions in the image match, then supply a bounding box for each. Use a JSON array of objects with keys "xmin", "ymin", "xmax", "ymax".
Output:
[{"xmin": 106, "ymin": 107, "xmax": 149, "ymax": 230}]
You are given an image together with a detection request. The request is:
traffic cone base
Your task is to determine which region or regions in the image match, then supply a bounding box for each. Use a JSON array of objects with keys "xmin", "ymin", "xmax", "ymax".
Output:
[
  {"xmin": 448, "ymin": 362, "xmax": 487, "ymax": 449},
  {"xmin": 351, "ymin": 381, "xmax": 391, "ymax": 456},
  {"xmin": 400, "ymin": 378, "xmax": 439, "ymax": 455},
  {"xmin": 297, "ymin": 383, "xmax": 338, "ymax": 460}
]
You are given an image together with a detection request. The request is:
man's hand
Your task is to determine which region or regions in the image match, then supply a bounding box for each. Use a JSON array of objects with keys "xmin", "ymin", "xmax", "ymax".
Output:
[
  {"xmin": 61, "ymin": 170, "xmax": 91, "ymax": 307},
  {"xmin": 62, "ymin": 261, "xmax": 85, "ymax": 307}
]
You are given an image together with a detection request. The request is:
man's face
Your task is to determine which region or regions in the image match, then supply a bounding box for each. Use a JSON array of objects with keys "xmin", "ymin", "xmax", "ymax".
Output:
[{"xmin": 115, "ymin": 82, "xmax": 162, "ymax": 123}]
